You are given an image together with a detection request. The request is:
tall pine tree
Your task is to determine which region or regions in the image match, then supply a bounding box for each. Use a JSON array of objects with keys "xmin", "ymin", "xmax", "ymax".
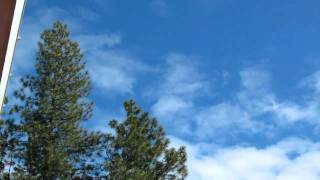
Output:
[
  {"xmin": 13, "ymin": 21, "xmax": 103, "ymax": 179},
  {"xmin": 105, "ymin": 100, "xmax": 188, "ymax": 180}
]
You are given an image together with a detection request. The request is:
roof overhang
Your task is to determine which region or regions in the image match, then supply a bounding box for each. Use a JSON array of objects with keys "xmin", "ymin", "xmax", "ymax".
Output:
[{"xmin": 0, "ymin": 0, "xmax": 26, "ymax": 112}]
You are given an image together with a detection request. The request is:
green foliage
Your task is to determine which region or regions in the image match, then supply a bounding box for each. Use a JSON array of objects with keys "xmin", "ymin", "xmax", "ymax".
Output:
[
  {"xmin": 12, "ymin": 21, "xmax": 103, "ymax": 179},
  {"xmin": 0, "ymin": 21, "xmax": 188, "ymax": 179},
  {"xmin": 105, "ymin": 100, "xmax": 188, "ymax": 180},
  {"xmin": 0, "ymin": 118, "xmax": 20, "ymax": 179},
  {"xmin": 0, "ymin": 98, "xmax": 23, "ymax": 180}
]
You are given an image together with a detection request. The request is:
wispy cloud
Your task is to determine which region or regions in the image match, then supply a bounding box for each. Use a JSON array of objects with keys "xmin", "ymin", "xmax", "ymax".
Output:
[
  {"xmin": 195, "ymin": 103, "xmax": 260, "ymax": 139},
  {"xmin": 267, "ymin": 70, "xmax": 320, "ymax": 123},
  {"xmin": 151, "ymin": 56, "xmax": 320, "ymax": 142},
  {"xmin": 160, "ymin": 53, "xmax": 208, "ymax": 98},
  {"xmin": 87, "ymin": 50, "xmax": 151, "ymax": 95},
  {"xmin": 236, "ymin": 67, "xmax": 276, "ymax": 117},
  {"xmin": 75, "ymin": 34, "xmax": 122, "ymax": 51},
  {"xmin": 151, "ymin": 58, "xmax": 272, "ymax": 140},
  {"xmin": 76, "ymin": 6, "xmax": 101, "ymax": 22},
  {"xmin": 300, "ymin": 70, "xmax": 320, "ymax": 94},
  {"xmin": 150, "ymin": 0, "xmax": 169, "ymax": 17},
  {"xmin": 151, "ymin": 53, "xmax": 208, "ymax": 134}
]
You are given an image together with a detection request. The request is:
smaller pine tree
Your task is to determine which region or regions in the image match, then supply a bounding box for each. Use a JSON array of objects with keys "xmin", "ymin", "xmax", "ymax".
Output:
[
  {"xmin": 105, "ymin": 100, "xmax": 188, "ymax": 180},
  {"xmin": 0, "ymin": 118, "xmax": 18, "ymax": 179},
  {"xmin": 0, "ymin": 98, "xmax": 21, "ymax": 180}
]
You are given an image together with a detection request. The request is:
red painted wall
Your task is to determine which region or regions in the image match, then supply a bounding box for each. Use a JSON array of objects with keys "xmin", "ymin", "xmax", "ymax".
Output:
[{"xmin": 0, "ymin": 0, "xmax": 17, "ymax": 79}]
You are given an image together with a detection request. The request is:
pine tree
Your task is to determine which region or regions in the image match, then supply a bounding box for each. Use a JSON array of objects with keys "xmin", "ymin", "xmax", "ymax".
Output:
[
  {"xmin": 13, "ymin": 21, "xmax": 103, "ymax": 179},
  {"xmin": 0, "ymin": 103, "xmax": 21, "ymax": 180},
  {"xmin": 0, "ymin": 119, "xmax": 23, "ymax": 180},
  {"xmin": 105, "ymin": 100, "xmax": 188, "ymax": 180}
]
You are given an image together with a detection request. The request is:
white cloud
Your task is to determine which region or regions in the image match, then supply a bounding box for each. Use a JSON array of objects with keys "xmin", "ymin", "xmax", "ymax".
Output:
[
  {"xmin": 152, "ymin": 96, "xmax": 192, "ymax": 119},
  {"xmin": 152, "ymin": 63, "xmax": 273, "ymax": 139},
  {"xmin": 236, "ymin": 67, "xmax": 276, "ymax": 115},
  {"xmin": 76, "ymin": 34, "xmax": 127, "ymax": 95},
  {"xmin": 237, "ymin": 68, "xmax": 320, "ymax": 124},
  {"xmin": 200, "ymin": 67, "xmax": 320, "ymax": 135},
  {"xmin": 171, "ymin": 137, "xmax": 320, "ymax": 180},
  {"xmin": 151, "ymin": 53, "xmax": 208, "ymax": 133},
  {"xmin": 268, "ymin": 70, "xmax": 320, "ymax": 123},
  {"xmin": 161, "ymin": 53, "xmax": 208, "ymax": 98},
  {"xmin": 90, "ymin": 65, "xmax": 135, "ymax": 94},
  {"xmin": 88, "ymin": 50, "xmax": 151, "ymax": 95},
  {"xmin": 271, "ymin": 102, "xmax": 319, "ymax": 123},
  {"xmin": 195, "ymin": 103, "xmax": 257, "ymax": 138},
  {"xmin": 191, "ymin": 67, "xmax": 281, "ymax": 139}
]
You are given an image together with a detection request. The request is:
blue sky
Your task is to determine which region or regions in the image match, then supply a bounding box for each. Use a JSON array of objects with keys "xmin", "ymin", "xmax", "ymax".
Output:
[{"xmin": 6, "ymin": 0, "xmax": 320, "ymax": 179}]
